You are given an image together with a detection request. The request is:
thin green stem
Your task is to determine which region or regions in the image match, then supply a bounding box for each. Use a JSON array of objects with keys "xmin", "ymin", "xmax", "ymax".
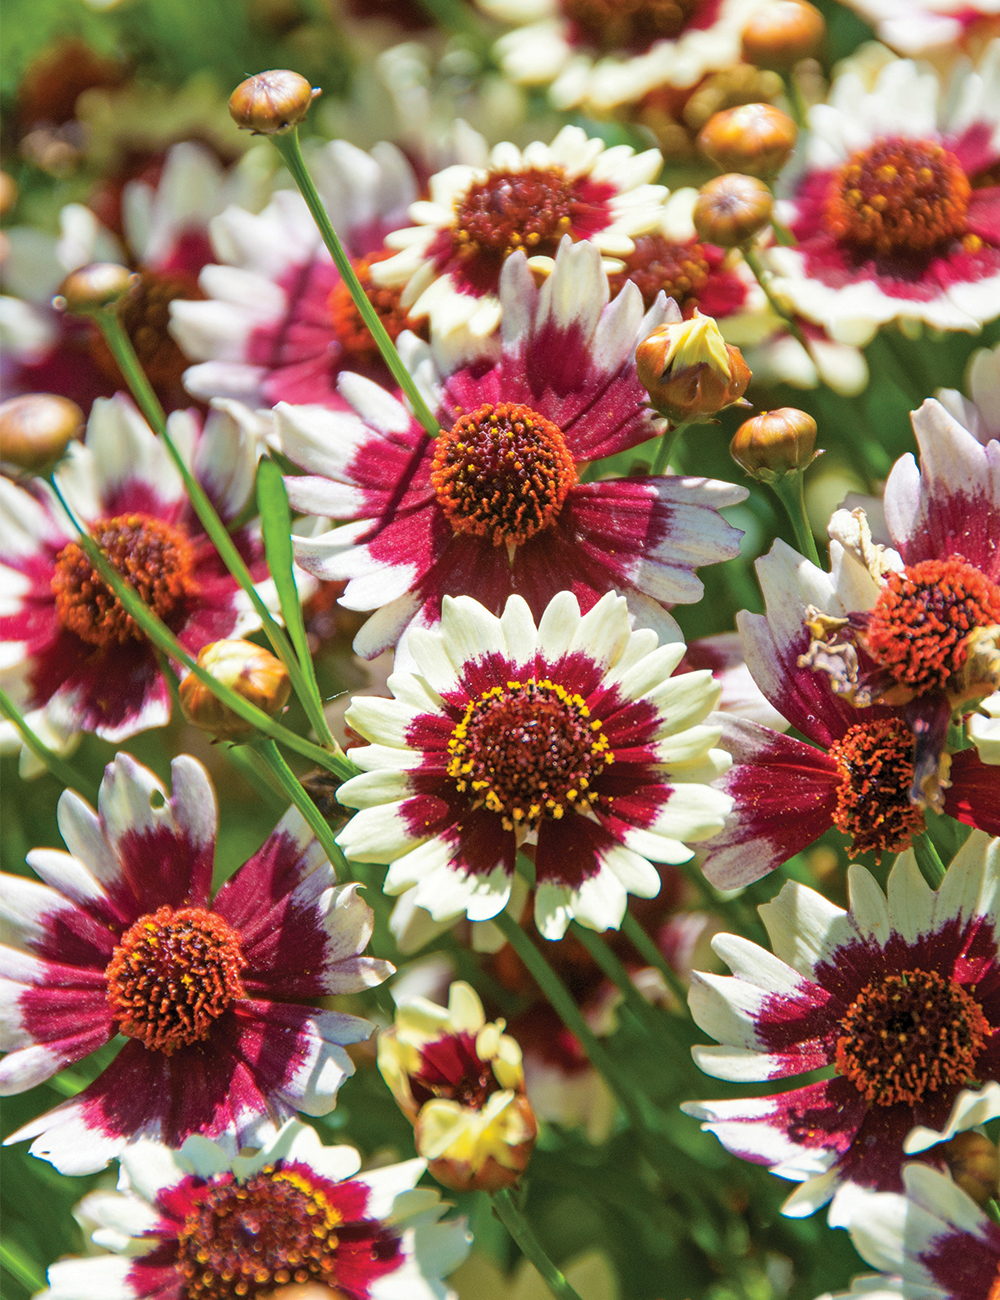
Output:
[
  {"xmin": 782, "ymin": 71, "xmax": 810, "ymax": 130},
  {"xmin": 571, "ymin": 922, "xmax": 678, "ymax": 1031},
  {"xmin": 913, "ymin": 831, "xmax": 946, "ymax": 889},
  {"xmin": 620, "ymin": 912, "xmax": 690, "ymax": 1016},
  {"xmin": 0, "ymin": 689, "xmax": 97, "ymax": 799},
  {"xmin": 741, "ymin": 246, "xmax": 809, "ymax": 349},
  {"xmin": 491, "ymin": 1190, "xmax": 584, "ymax": 1300},
  {"xmin": 246, "ymin": 739, "xmax": 351, "ymax": 881},
  {"xmin": 770, "ymin": 470, "xmax": 820, "ymax": 566},
  {"xmin": 92, "ymin": 308, "xmax": 340, "ymax": 754},
  {"xmin": 271, "ymin": 129, "xmax": 440, "ymax": 438},
  {"xmin": 651, "ymin": 421, "xmax": 688, "ymax": 475}
]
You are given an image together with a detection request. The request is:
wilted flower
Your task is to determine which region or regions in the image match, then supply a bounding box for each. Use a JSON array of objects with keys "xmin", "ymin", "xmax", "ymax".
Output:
[
  {"xmin": 636, "ymin": 310, "xmax": 752, "ymax": 422},
  {"xmin": 179, "ymin": 639, "xmax": 292, "ymax": 741},
  {"xmin": 0, "ymin": 393, "xmax": 82, "ymax": 472},
  {"xmin": 229, "ymin": 70, "xmax": 321, "ymax": 135}
]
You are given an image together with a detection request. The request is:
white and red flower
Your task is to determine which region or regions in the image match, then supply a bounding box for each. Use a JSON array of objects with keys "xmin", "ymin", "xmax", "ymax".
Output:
[
  {"xmin": 280, "ymin": 238, "xmax": 747, "ymax": 659},
  {"xmin": 834, "ymin": 0, "xmax": 1000, "ymax": 58},
  {"xmin": 684, "ymin": 831, "xmax": 1000, "ymax": 1224},
  {"xmin": 0, "ymin": 395, "xmax": 270, "ymax": 768},
  {"xmin": 768, "ymin": 45, "xmax": 1000, "ymax": 341},
  {"xmin": 335, "ymin": 590, "xmax": 732, "ymax": 940},
  {"xmin": 170, "ymin": 139, "xmax": 421, "ymax": 409},
  {"xmin": 0, "ymin": 753, "xmax": 393, "ymax": 1175},
  {"xmin": 936, "ymin": 340, "xmax": 1000, "ymax": 446},
  {"xmin": 39, "ymin": 1120, "xmax": 469, "ymax": 1300}
]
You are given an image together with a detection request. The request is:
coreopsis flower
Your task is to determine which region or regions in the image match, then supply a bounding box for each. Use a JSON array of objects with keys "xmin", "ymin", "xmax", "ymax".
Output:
[
  {"xmin": 379, "ymin": 981, "xmax": 537, "ymax": 1192},
  {"xmin": 0, "ymin": 395, "xmax": 270, "ymax": 773},
  {"xmin": 768, "ymin": 46, "xmax": 1000, "ymax": 341},
  {"xmin": 369, "ymin": 124, "xmax": 669, "ymax": 338},
  {"xmin": 474, "ymin": 0, "xmax": 765, "ymax": 113},
  {"xmin": 281, "ymin": 239, "xmax": 747, "ymax": 658},
  {"xmin": 170, "ymin": 140, "xmax": 420, "ymax": 408},
  {"xmin": 0, "ymin": 753, "xmax": 393, "ymax": 1175},
  {"xmin": 834, "ymin": 0, "xmax": 1000, "ymax": 58},
  {"xmin": 38, "ymin": 1120, "xmax": 469, "ymax": 1300},
  {"xmin": 684, "ymin": 831, "xmax": 1000, "ymax": 1224},
  {"xmin": 335, "ymin": 590, "xmax": 732, "ymax": 940},
  {"xmin": 936, "ymin": 340, "xmax": 1000, "ymax": 446}
]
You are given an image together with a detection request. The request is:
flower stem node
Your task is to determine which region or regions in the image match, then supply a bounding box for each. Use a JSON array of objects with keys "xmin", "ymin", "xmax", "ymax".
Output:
[
  {"xmin": 54, "ymin": 263, "xmax": 137, "ymax": 315},
  {"xmin": 636, "ymin": 310, "xmax": 752, "ymax": 424},
  {"xmin": 0, "ymin": 393, "xmax": 83, "ymax": 473},
  {"xmin": 697, "ymin": 104, "xmax": 798, "ymax": 179},
  {"xmin": 740, "ymin": 0, "xmax": 826, "ymax": 70},
  {"xmin": 180, "ymin": 639, "xmax": 292, "ymax": 741},
  {"xmin": 730, "ymin": 407, "xmax": 818, "ymax": 482},
  {"xmin": 229, "ymin": 70, "xmax": 321, "ymax": 135},
  {"xmin": 693, "ymin": 174, "xmax": 774, "ymax": 248}
]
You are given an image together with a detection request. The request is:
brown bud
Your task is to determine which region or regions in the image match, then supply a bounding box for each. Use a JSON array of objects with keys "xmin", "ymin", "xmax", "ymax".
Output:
[
  {"xmin": 180, "ymin": 640, "xmax": 291, "ymax": 741},
  {"xmin": 55, "ymin": 263, "xmax": 136, "ymax": 314},
  {"xmin": 693, "ymin": 174, "xmax": 773, "ymax": 248},
  {"xmin": 0, "ymin": 394, "xmax": 84, "ymax": 472},
  {"xmin": 0, "ymin": 172, "xmax": 17, "ymax": 217},
  {"xmin": 262, "ymin": 1287, "xmax": 349, "ymax": 1300},
  {"xmin": 731, "ymin": 407, "xmax": 818, "ymax": 482},
  {"xmin": 698, "ymin": 104, "xmax": 798, "ymax": 178},
  {"xmin": 742, "ymin": 0, "xmax": 826, "ymax": 70},
  {"xmin": 229, "ymin": 70, "xmax": 320, "ymax": 135},
  {"xmin": 636, "ymin": 311, "xmax": 752, "ymax": 425},
  {"xmin": 941, "ymin": 1131, "xmax": 1000, "ymax": 1208}
]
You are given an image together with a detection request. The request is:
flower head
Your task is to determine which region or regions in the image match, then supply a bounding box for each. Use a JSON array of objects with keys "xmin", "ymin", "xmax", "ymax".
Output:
[
  {"xmin": 684, "ymin": 831, "xmax": 1000, "ymax": 1224},
  {"xmin": 39, "ymin": 1120, "xmax": 469, "ymax": 1299},
  {"xmin": 0, "ymin": 753, "xmax": 393, "ymax": 1174},
  {"xmin": 335, "ymin": 590, "xmax": 732, "ymax": 940}
]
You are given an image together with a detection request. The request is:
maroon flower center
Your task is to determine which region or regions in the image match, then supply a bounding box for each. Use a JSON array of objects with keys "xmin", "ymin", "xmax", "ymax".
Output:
[
  {"xmin": 431, "ymin": 402, "xmax": 577, "ymax": 548},
  {"xmin": 177, "ymin": 1168, "xmax": 342, "ymax": 1298},
  {"xmin": 866, "ymin": 557, "xmax": 1000, "ymax": 695},
  {"xmin": 327, "ymin": 251, "xmax": 426, "ymax": 365},
  {"xmin": 827, "ymin": 719, "xmax": 924, "ymax": 861},
  {"xmin": 825, "ymin": 137, "xmax": 972, "ymax": 258},
  {"xmin": 447, "ymin": 678, "xmax": 613, "ymax": 831},
  {"xmin": 561, "ymin": 0, "xmax": 698, "ymax": 50},
  {"xmin": 835, "ymin": 969, "xmax": 990, "ymax": 1107},
  {"xmin": 52, "ymin": 513, "xmax": 195, "ymax": 646},
  {"xmin": 105, "ymin": 905, "xmax": 246, "ymax": 1054},
  {"xmin": 410, "ymin": 1030, "xmax": 501, "ymax": 1111},
  {"xmin": 453, "ymin": 168, "xmax": 575, "ymax": 259},
  {"xmin": 608, "ymin": 234, "xmax": 711, "ymax": 311},
  {"xmin": 90, "ymin": 268, "xmax": 203, "ymax": 394}
]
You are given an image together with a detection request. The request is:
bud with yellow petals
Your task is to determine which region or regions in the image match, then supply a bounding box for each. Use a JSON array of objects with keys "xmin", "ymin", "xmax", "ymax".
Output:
[
  {"xmin": 180, "ymin": 640, "xmax": 292, "ymax": 741},
  {"xmin": 730, "ymin": 407, "xmax": 818, "ymax": 483},
  {"xmin": 229, "ymin": 70, "xmax": 320, "ymax": 136},
  {"xmin": 636, "ymin": 311, "xmax": 752, "ymax": 424}
]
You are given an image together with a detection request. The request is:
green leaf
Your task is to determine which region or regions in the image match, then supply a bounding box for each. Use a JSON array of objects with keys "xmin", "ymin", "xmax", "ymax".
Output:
[{"xmin": 256, "ymin": 458, "xmax": 318, "ymax": 693}]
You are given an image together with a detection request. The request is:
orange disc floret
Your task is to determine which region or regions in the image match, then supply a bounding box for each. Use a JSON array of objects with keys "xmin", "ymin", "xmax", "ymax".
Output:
[
  {"xmin": 828, "ymin": 719, "xmax": 924, "ymax": 860},
  {"xmin": 327, "ymin": 251, "xmax": 426, "ymax": 364},
  {"xmin": 453, "ymin": 169, "xmax": 574, "ymax": 257}
]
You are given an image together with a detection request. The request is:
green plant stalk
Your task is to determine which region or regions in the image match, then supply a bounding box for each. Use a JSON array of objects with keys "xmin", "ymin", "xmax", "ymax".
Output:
[
  {"xmin": 741, "ymin": 245, "xmax": 809, "ymax": 349},
  {"xmin": 0, "ymin": 689, "xmax": 98, "ymax": 799},
  {"xmin": 93, "ymin": 308, "xmax": 340, "ymax": 754},
  {"xmin": 913, "ymin": 830, "xmax": 946, "ymax": 889},
  {"xmin": 271, "ymin": 129, "xmax": 441, "ymax": 438},
  {"xmin": 769, "ymin": 470, "xmax": 820, "ymax": 566},
  {"xmin": 491, "ymin": 1189, "xmax": 585, "ymax": 1300},
  {"xmin": 620, "ymin": 912, "xmax": 691, "ymax": 1015},
  {"xmin": 651, "ymin": 421, "xmax": 689, "ymax": 475},
  {"xmin": 47, "ymin": 476, "xmax": 354, "ymax": 778},
  {"xmin": 246, "ymin": 739, "xmax": 351, "ymax": 881},
  {"xmin": 571, "ymin": 922, "xmax": 685, "ymax": 1036}
]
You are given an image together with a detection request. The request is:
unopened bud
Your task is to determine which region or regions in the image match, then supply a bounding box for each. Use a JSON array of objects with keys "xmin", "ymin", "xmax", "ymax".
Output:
[
  {"xmin": 264, "ymin": 1287, "xmax": 348, "ymax": 1300},
  {"xmin": 697, "ymin": 104, "xmax": 797, "ymax": 178},
  {"xmin": 941, "ymin": 1131, "xmax": 999, "ymax": 1207},
  {"xmin": 636, "ymin": 311, "xmax": 752, "ymax": 424},
  {"xmin": 0, "ymin": 394, "xmax": 84, "ymax": 472},
  {"xmin": 730, "ymin": 407, "xmax": 818, "ymax": 481},
  {"xmin": 741, "ymin": 0, "xmax": 826, "ymax": 70},
  {"xmin": 54, "ymin": 263, "xmax": 136, "ymax": 315},
  {"xmin": 180, "ymin": 640, "xmax": 291, "ymax": 741},
  {"xmin": 0, "ymin": 172, "xmax": 17, "ymax": 216},
  {"xmin": 693, "ymin": 174, "xmax": 773, "ymax": 247},
  {"xmin": 229, "ymin": 70, "xmax": 320, "ymax": 135}
]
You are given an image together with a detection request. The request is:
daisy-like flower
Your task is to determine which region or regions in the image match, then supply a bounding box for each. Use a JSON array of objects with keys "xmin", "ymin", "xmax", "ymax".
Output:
[
  {"xmin": 281, "ymin": 239, "xmax": 747, "ymax": 659},
  {"xmin": 767, "ymin": 45, "xmax": 1000, "ymax": 342},
  {"xmin": 474, "ymin": 0, "xmax": 765, "ymax": 113},
  {"xmin": 683, "ymin": 831, "xmax": 1000, "ymax": 1225},
  {"xmin": 170, "ymin": 140, "xmax": 420, "ymax": 409},
  {"xmin": 0, "ymin": 395, "xmax": 270, "ymax": 771},
  {"xmin": 835, "ymin": 0, "xmax": 1000, "ymax": 58},
  {"xmin": 936, "ymin": 340, "xmax": 1000, "ymax": 446},
  {"xmin": 335, "ymin": 589, "xmax": 733, "ymax": 940},
  {"xmin": 369, "ymin": 124, "xmax": 669, "ymax": 339},
  {"xmin": 0, "ymin": 753, "xmax": 393, "ymax": 1175},
  {"xmin": 39, "ymin": 1120, "xmax": 469, "ymax": 1300}
]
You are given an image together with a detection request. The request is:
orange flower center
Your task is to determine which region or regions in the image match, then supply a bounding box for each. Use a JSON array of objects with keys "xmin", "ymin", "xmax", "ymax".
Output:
[
  {"xmin": 326, "ymin": 252, "xmax": 426, "ymax": 365},
  {"xmin": 866, "ymin": 556, "xmax": 1000, "ymax": 694},
  {"xmin": 105, "ymin": 905, "xmax": 246, "ymax": 1054},
  {"xmin": 561, "ymin": 0, "xmax": 698, "ymax": 49},
  {"xmin": 825, "ymin": 137, "xmax": 971, "ymax": 258},
  {"xmin": 835, "ymin": 969, "xmax": 990, "ymax": 1106},
  {"xmin": 447, "ymin": 679, "xmax": 613, "ymax": 832},
  {"xmin": 177, "ymin": 1168, "xmax": 342, "ymax": 1298},
  {"xmin": 828, "ymin": 719, "xmax": 924, "ymax": 861},
  {"xmin": 431, "ymin": 402, "xmax": 577, "ymax": 548},
  {"xmin": 90, "ymin": 268, "xmax": 203, "ymax": 394},
  {"xmin": 453, "ymin": 168, "xmax": 574, "ymax": 258},
  {"xmin": 609, "ymin": 234, "xmax": 711, "ymax": 310},
  {"xmin": 52, "ymin": 513, "xmax": 195, "ymax": 646}
]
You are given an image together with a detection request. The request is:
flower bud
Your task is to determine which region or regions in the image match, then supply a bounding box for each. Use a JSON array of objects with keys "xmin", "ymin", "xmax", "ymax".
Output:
[
  {"xmin": 636, "ymin": 310, "xmax": 752, "ymax": 424},
  {"xmin": 741, "ymin": 0, "xmax": 826, "ymax": 70},
  {"xmin": 697, "ymin": 104, "xmax": 798, "ymax": 178},
  {"xmin": 730, "ymin": 407, "xmax": 818, "ymax": 482},
  {"xmin": 180, "ymin": 640, "xmax": 291, "ymax": 741},
  {"xmin": 0, "ymin": 171, "xmax": 17, "ymax": 216},
  {"xmin": 229, "ymin": 70, "xmax": 320, "ymax": 135},
  {"xmin": 0, "ymin": 394, "xmax": 83, "ymax": 473},
  {"xmin": 54, "ymin": 263, "xmax": 136, "ymax": 315},
  {"xmin": 693, "ymin": 173, "xmax": 773, "ymax": 248},
  {"xmin": 941, "ymin": 1131, "xmax": 999, "ymax": 1207},
  {"xmin": 378, "ymin": 981, "xmax": 537, "ymax": 1193}
]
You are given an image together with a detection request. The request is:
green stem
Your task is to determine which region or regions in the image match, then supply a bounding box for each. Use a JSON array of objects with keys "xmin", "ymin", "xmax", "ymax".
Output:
[
  {"xmin": 782, "ymin": 71, "xmax": 810, "ymax": 130},
  {"xmin": 246, "ymin": 739, "xmax": 351, "ymax": 881},
  {"xmin": 651, "ymin": 421, "xmax": 688, "ymax": 475},
  {"xmin": 620, "ymin": 912, "xmax": 690, "ymax": 1016},
  {"xmin": 741, "ymin": 246, "xmax": 809, "ymax": 349},
  {"xmin": 769, "ymin": 470, "xmax": 820, "ymax": 566},
  {"xmin": 0, "ymin": 689, "xmax": 98, "ymax": 799},
  {"xmin": 92, "ymin": 308, "xmax": 340, "ymax": 755},
  {"xmin": 491, "ymin": 1189, "xmax": 584, "ymax": 1300},
  {"xmin": 912, "ymin": 830, "xmax": 946, "ymax": 889},
  {"xmin": 270, "ymin": 129, "xmax": 440, "ymax": 439},
  {"xmin": 571, "ymin": 922, "xmax": 672, "ymax": 1030}
]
